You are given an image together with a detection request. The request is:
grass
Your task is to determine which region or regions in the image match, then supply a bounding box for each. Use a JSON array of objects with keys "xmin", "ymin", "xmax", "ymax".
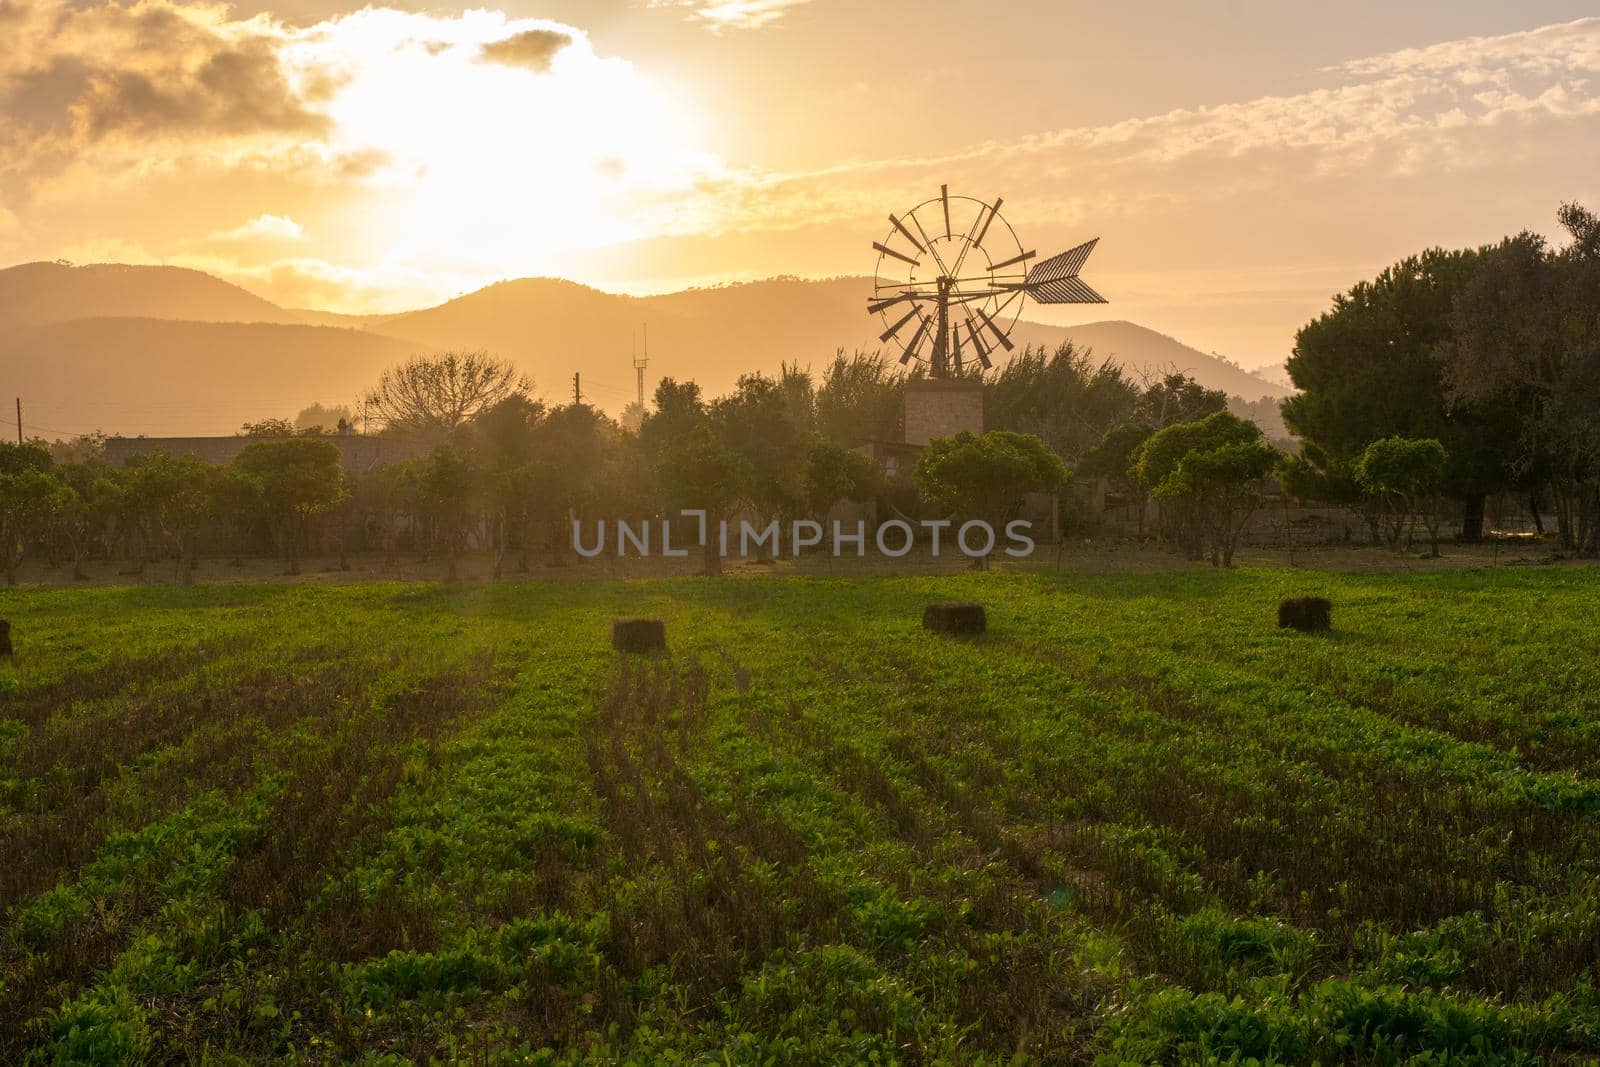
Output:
[{"xmin": 1, "ymin": 567, "xmax": 1598, "ymax": 1063}]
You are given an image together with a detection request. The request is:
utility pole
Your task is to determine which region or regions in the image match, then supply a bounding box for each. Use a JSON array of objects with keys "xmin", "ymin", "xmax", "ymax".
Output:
[
  {"xmin": 633, "ymin": 324, "xmax": 649, "ymax": 408},
  {"xmin": 14, "ymin": 398, "xmax": 20, "ymax": 445},
  {"xmin": 572, "ymin": 372, "xmax": 582, "ymax": 406}
]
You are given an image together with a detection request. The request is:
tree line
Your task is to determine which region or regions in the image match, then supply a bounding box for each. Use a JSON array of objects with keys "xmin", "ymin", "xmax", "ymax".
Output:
[
  {"xmin": 1282, "ymin": 201, "xmax": 1600, "ymax": 553},
  {"xmin": 2, "ymin": 199, "xmax": 1593, "ymax": 582},
  {"xmin": 0, "ymin": 348, "xmax": 1246, "ymax": 582}
]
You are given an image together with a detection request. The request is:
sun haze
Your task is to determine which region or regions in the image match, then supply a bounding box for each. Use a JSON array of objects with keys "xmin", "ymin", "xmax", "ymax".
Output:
[{"xmin": 1, "ymin": 0, "xmax": 1597, "ymax": 371}]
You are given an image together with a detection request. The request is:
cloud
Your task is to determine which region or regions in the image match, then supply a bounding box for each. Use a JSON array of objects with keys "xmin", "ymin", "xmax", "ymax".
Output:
[
  {"xmin": 652, "ymin": 0, "xmax": 812, "ymax": 32},
  {"xmin": 5, "ymin": 3, "xmax": 1598, "ymax": 353},
  {"xmin": 206, "ymin": 213, "xmax": 306, "ymax": 244},
  {"xmin": 479, "ymin": 28, "xmax": 572, "ymax": 71},
  {"xmin": 643, "ymin": 16, "xmax": 1600, "ymax": 242},
  {"xmin": 0, "ymin": 1, "xmax": 327, "ymax": 143}
]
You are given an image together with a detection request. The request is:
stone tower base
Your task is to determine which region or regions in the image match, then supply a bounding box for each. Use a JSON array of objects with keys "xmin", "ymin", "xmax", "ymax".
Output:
[{"xmin": 904, "ymin": 378, "xmax": 984, "ymax": 446}]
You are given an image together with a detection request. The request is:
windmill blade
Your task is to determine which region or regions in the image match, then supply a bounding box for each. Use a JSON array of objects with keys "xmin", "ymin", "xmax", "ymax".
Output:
[
  {"xmin": 962, "ymin": 317, "xmax": 993, "ymax": 370},
  {"xmin": 971, "ymin": 196, "xmax": 1002, "ymax": 248},
  {"xmin": 974, "ymin": 304, "xmax": 1016, "ymax": 352},
  {"xmin": 868, "ymin": 291, "xmax": 928, "ymax": 314},
  {"xmin": 951, "ymin": 320, "xmax": 964, "ymax": 374},
  {"xmin": 873, "ymin": 241, "xmax": 920, "ymax": 267},
  {"xmin": 941, "ymin": 183, "xmax": 951, "ymax": 239},
  {"xmin": 988, "ymin": 249, "xmax": 1036, "ymax": 272},
  {"xmin": 898, "ymin": 314, "xmax": 932, "ymax": 365},
  {"xmin": 1019, "ymin": 238, "xmax": 1107, "ymax": 303},
  {"xmin": 888, "ymin": 214, "xmax": 925, "ymax": 253},
  {"xmin": 878, "ymin": 306, "xmax": 920, "ymax": 342}
]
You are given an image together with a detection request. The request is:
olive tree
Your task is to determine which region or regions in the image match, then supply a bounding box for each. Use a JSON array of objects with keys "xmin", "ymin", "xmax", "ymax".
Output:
[
  {"xmin": 233, "ymin": 438, "xmax": 346, "ymax": 574},
  {"xmin": 1135, "ymin": 411, "xmax": 1278, "ymax": 566},
  {"xmin": 915, "ymin": 430, "xmax": 1067, "ymax": 569},
  {"xmin": 1354, "ymin": 436, "xmax": 1449, "ymax": 555}
]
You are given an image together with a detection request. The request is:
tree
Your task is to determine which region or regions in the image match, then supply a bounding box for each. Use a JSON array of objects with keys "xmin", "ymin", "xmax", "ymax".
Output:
[
  {"xmin": 240, "ymin": 417, "xmax": 299, "ymax": 437},
  {"xmin": 233, "ymin": 438, "xmax": 346, "ymax": 574},
  {"xmin": 1134, "ymin": 371, "xmax": 1228, "ymax": 429},
  {"xmin": 639, "ymin": 378, "xmax": 707, "ymax": 459},
  {"xmin": 1354, "ymin": 437, "xmax": 1449, "ymax": 555},
  {"xmin": 472, "ymin": 394, "xmax": 545, "ymax": 575},
  {"xmin": 1279, "ymin": 444, "xmax": 1369, "ymax": 542},
  {"xmin": 1078, "ymin": 420, "xmax": 1155, "ymax": 535},
  {"xmin": 986, "ymin": 343, "xmax": 1138, "ymax": 463},
  {"xmin": 814, "ymin": 351, "xmax": 905, "ymax": 446},
  {"xmin": 1155, "ymin": 440, "xmax": 1280, "ymax": 567},
  {"xmin": 204, "ymin": 465, "xmax": 263, "ymax": 567},
  {"xmin": 798, "ymin": 437, "xmax": 881, "ymax": 528},
  {"xmin": 619, "ymin": 400, "xmax": 647, "ymax": 433},
  {"xmin": 415, "ymin": 443, "xmax": 480, "ymax": 580},
  {"xmin": 295, "ymin": 402, "xmax": 354, "ymax": 433},
  {"xmin": 126, "ymin": 453, "xmax": 216, "ymax": 584},
  {"xmin": 1445, "ymin": 204, "xmax": 1600, "ymax": 553},
  {"xmin": 53, "ymin": 462, "xmax": 123, "ymax": 579},
  {"xmin": 349, "ymin": 462, "xmax": 415, "ymax": 571},
  {"xmin": 654, "ymin": 423, "xmax": 748, "ymax": 576},
  {"xmin": 713, "ymin": 373, "xmax": 810, "ymax": 554},
  {"xmin": 1134, "ymin": 411, "xmax": 1276, "ymax": 565},
  {"xmin": 534, "ymin": 403, "xmax": 614, "ymax": 564},
  {"xmin": 1283, "ymin": 247, "xmax": 1521, "ymax": 541},
  {"xmin": 915, "ymin": 430, "xmax": 1067, "ymax": 569},
  {"xmin": 366, "ymin": 351, "xmax": 529, "ymax": 439},
  {"xmin": 0, "ymin": 442, "xmax": 63, "ymax": 586}
]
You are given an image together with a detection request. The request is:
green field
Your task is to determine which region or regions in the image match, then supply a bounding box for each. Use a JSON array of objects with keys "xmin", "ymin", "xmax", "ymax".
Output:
[{"xmin": 3, "ymin": 569, "xmax": 1600, "ymax": 1064}]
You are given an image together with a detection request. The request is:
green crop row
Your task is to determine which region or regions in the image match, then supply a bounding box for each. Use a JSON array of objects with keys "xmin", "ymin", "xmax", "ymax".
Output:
[{"xmin": 1, "ymin": 568, "xmax": 1597, "ymax": 1063}]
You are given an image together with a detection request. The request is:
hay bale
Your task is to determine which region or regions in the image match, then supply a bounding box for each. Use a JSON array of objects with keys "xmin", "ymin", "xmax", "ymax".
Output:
[
  {"xmin": 922, "ymin": 602, "xmax": 986, "ymax": 636},
  {"xmin": 1278, "ymin": 597, "xmax": 1332, "ymax": 632},
  {"xmin": 0, "ymin": 619, "xmax": 10, "ymax": 657},
  {"xmin": 612, "ymin": 618, "xmax": 666, "ymax": 653}
]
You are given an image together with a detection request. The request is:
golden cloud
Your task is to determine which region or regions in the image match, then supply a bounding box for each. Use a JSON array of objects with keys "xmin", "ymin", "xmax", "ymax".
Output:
[{"xmin": 479, "ymin": 28, "xmax": 572, "ymax": 72}]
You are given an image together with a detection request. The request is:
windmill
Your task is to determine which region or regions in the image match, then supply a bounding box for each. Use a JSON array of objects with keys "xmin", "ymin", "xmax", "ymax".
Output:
[{"xmin": 869, "ymin": 185, "xmax": 1106, "ymax": 377}]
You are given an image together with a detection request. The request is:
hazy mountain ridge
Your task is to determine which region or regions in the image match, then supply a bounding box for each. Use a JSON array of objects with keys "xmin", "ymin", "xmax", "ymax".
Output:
[
  {"xmin": 0, "ymin": 264, "xmax": 1290, "ymax": 437},
  {"xmin": 0, "ymin": 262, "xmax": 306, "ymax": 329}
]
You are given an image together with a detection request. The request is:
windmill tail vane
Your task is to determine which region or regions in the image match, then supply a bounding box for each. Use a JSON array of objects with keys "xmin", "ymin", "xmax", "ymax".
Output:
[
  {"xmin": 1016, "ymin": 238, "xmax": 1107, "ymax": 304},
  {"xmin": 867, "ymin": 188, "xmax": 1107, "ymax": 377}
]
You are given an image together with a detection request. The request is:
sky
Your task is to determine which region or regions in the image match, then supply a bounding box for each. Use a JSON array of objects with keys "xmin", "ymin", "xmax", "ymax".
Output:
[{"xmin": 1, "ymin": 0, "xmax": 1597, "ymax": 371}]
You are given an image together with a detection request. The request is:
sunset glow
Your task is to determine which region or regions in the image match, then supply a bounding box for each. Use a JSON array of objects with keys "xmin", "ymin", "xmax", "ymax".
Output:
[{"xmin": 2, "ymin": 1, "xmax": 1598, "ymax": 365}]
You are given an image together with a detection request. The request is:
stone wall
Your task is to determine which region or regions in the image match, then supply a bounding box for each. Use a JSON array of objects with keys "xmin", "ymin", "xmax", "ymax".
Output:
[
  {"xmin": 103, "ymin": 434, "xmax": 429, "ymax": 472},
  {"xmin": 903, "ymin": 378, "xmax": 984, "ymax": 446}
]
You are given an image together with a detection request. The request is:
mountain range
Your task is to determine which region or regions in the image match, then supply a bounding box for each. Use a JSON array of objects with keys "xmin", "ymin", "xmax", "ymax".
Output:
[{"xmin": 0, "ymin": 261, "xmax": 1290, "ymax": 438}]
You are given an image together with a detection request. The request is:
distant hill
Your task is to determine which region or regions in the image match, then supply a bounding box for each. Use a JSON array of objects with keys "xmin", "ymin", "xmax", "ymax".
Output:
[
  {"xmin": 0, "ymin": 318, "xmax": 415, "ymax": 437},
  {"xmin": 1009, "ymin": 320, "xmax": 1290, "ymax": 401},
  {"xmin": 380, "ymin": 276, "xmax": 1290, "ymax": 403},
  {"xmin": 0, "ymin": 262, "xmax": 304, "ymax": 330},
  {"xmin": 0, "ymin": 264, "xmax": 1289, "ymax": 436}
]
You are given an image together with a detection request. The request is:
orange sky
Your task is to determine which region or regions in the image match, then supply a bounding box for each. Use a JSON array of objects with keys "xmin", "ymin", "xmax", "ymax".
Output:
[{"xmin": 1, "ymin": 1, "xmax": 1597, "ymax": 371}]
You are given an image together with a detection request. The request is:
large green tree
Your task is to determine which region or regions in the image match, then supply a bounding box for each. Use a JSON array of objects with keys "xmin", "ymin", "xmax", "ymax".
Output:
[
  {"xmin": 1444, "ymin": 203, "xmax": 1600, "ymax": 553},
  {"xmin": 1283, "ymin": 247, "xmax": 1520, "ymax": 540}
]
